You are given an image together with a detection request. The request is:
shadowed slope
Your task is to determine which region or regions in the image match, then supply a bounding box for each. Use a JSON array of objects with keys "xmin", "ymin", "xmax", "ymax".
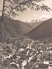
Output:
[
  {"xmin": 3, "ymin": 17, "xmax": 33, "ymax": 37},
  {"xmin": 25, "ymin": 18, "xmax": 52, "ymax": 40}
]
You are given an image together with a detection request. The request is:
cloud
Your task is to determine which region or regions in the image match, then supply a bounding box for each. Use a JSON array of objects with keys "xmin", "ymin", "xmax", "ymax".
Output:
[{"xmin": 40, "ymin": 14, "xmax": 51, "ymax": 18}]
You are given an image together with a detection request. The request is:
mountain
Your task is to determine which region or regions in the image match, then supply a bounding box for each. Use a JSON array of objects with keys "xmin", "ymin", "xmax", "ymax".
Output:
[
  {"xmin": 29, "ymin": 19, "xmax": 43, "ymax": 29},
  {"xmin": 0, "ymin": 16, "xmax": 45, "ymax": 39},
  {"xmin": 25, "ymin": 18, "xmax": 52, "ymax": 40},
  {"xmin": 1, "ymin": 17, "xmax": 34, "ymax": 38}
]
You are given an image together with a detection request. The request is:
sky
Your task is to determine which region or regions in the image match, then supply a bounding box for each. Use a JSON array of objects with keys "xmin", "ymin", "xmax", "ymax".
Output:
[
  {"xmin": 0, "ymin": 0, "xmax": 3, "ymax": 16},
  {"xmin": 0, "ymin": 0, "xmax": 52, "ymax": 22}
]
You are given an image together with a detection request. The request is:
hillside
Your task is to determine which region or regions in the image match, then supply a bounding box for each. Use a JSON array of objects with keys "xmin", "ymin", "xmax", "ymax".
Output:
[
  {"xmin": 25, "ymin": 18, "xmax": 52, "ymax": 40},
  {"xmin": 0, "ymin": 16, "xmax": 43, "ymax": 38},
  {"xmin": 2, "ymin": 17, "xmax": 33, "ymax": 37}
]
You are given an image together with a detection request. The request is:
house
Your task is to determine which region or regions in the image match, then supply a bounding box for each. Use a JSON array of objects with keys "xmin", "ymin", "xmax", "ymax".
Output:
[
  {"xmin": 49, "ymin": 61, "xmax": 52, "ymax": 66},
  {"xmin": 37, "ymin": 64, "xmax": 49, "ymax": 69},
  {"xmin": 43, "ymin": 61, "xmax": 49, "ymax": 64}
]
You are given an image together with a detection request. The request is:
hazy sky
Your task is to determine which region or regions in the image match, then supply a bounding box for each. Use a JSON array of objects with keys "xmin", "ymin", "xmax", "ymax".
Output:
[
  {"xmin": 16, "ymin": 0, "xmax": 52, "ymax": 22},
  {"xmin": 0, "ymin": 0, "xmax": 3, "ymax": 16},
  {"xmin": 0, "ymin": 0, "xmax": 52, "ymax": 22}
]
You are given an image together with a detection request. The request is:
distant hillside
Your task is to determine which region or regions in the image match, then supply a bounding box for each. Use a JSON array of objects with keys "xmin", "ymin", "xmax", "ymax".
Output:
[
  {"xmin": 0, "ymin": 16, "xmax": 44, "ymax": 38},
  {"xmin": 25, "ymin": 18, "xmax": 52, "ymax": 40},
  {"xmin": 29, "ymin": 21, "xmax": 42, "ymax": 29},
  {"xmin": 2, "ymin": 17, "xmax": 34, "ymax": 37}
]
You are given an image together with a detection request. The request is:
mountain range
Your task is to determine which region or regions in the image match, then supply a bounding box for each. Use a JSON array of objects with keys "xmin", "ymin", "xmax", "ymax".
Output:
[
  {"xmin": 1, "ymin": 16, "xmax": 52, "ymax": 40},
  {"xmin": 25, "ymin": 18, "xmax": 52, "ymax": 40},
  {"xmin": 2, "ymin": 17, "xmax": 33, "ymax": 37},
  {"xmin": 1, "ymin": 17, "xmax": 42, "ymax": 38}
]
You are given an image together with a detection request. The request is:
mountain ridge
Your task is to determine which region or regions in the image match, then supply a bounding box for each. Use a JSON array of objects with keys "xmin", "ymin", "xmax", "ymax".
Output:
[
  {"xmin": 25, "ymin": 18, "xmax": 52, "ymax": 40},
  {"xmin": 1, "ymin": 17, "xmax": 35, "ymax": 38}
]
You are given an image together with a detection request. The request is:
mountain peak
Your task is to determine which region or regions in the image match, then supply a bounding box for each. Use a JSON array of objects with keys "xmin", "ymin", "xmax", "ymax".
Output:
[{"xmin": 25, "ymin": 18, "xmax": 52, "ymax": 40}]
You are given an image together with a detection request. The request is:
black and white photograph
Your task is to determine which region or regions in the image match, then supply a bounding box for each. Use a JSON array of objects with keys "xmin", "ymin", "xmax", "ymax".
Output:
[{"xmin": 0, "ymin": 0, "xmax": 52, "ymax": 69}]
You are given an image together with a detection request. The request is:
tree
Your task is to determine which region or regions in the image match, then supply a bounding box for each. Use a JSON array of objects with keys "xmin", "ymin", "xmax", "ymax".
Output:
[{"xmin": 3, "ymin": 0, "xmax": 52, "ymax": 18}]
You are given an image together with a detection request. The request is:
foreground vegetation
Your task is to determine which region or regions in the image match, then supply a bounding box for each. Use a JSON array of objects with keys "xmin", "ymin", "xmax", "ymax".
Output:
[{"xmin": 0, "ymin": 37, "xmax": 52, "ymax": 69}]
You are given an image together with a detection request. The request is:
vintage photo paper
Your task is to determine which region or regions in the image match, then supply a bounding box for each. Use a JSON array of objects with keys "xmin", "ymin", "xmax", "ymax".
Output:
[{"xmin": 0, "ymin": 0, "xmax": 52, "ymax": 69}]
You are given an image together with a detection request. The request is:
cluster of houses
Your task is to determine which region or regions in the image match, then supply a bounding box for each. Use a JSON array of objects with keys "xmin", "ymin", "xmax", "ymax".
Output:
[{"xmin": 0, "ymin": 37, "xmax": 52, "ymax": 69}]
